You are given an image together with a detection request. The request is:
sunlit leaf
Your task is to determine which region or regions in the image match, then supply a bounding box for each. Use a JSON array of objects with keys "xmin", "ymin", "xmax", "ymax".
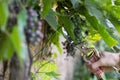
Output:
[
  {"xmin": 87, "ymin": 34, "xmax": 101, "ymax": 42},
  {"xmin": 38, "ymin": 61, "xmax": 57, "ymax": 80},
  {"xmin": 0, "ymin": 1, "xmax": 9, "ymax": 30},
  {"xmin": 45, "ymin": 71, "xmax": 60, "ymax": 77}
]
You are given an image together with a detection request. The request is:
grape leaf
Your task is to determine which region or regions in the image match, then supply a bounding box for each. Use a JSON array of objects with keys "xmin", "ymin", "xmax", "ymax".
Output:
[
  {"xmin": 110, "ymin": 6, "xmax": 120, "ymax": 19},
  {"xmin": 45, "ymin": 71, "xmax": 60, "ymax": 77},
  {"xmin": 58, "ymin": 15, "xmax": 75, "ymax": 41},
  {"xmin": 85, "ymin": 0, "xmax": 120, "ymax": 34},
  {"xmin": 51, "ymin": 29, "xmax": 62, "ymax": 54},
  {"xmin": 42, "ymin": 0, "xmax": 53, "ymax": 17},
  {"xmin": 45, "ymin": 9, "xmax": 58, "ymax": 31},
  {"xmin": 84, "ymin": 0, "xmax": 118, "ymax": 47},
  {"xmin": 0, "ymin": 33, "xmax": 14, "ymax": 60},
  {"xmin": 86, "ymin": 14, "xmax": 118, "ymax": 47},
  {"xmin": 109, "ymin": 15, "xmax": 120, "ymax": 34},
  {"xmin": 0, "ymin": 1, "xmax": 9, "ymax": 30},
  {"xmin": 39, "ymin": 61, "xmax": 57, "ymax": 80},
  {"xmin": 114, "ymin": 0, "xmax": 120, "ymax": 6},
  {"xmin": 85, "ymin": 0, "xmax": 104, "ymax": 20}
]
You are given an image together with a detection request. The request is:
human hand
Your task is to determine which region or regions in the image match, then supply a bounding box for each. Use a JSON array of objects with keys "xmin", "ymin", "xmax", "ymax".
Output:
[{"xmin": 87, "ymin": 51, "xmax": 120, "ymax": 77}]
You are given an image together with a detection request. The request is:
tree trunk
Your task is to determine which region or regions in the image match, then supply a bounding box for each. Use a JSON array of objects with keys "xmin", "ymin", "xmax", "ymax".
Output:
[
  {"xmin": 9, "ymin": 50, "xmax": 32, "ymax": 80},
  {"xmin": 0, "ymin": 48, "xmax": 32, "ymax": 80},
  {"xmin": 0, "ymin": 62, "xmax": 3, "ymax": 80}
]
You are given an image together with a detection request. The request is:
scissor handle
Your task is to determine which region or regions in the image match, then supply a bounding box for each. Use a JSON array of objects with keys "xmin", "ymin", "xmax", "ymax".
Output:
[
  {"xmin": 83, "ymin": 55, "xmax": 91, "ymax": 63},
  {"xmin": 83, "ymin": 51, "xmax": 104, "ymax": 80}
]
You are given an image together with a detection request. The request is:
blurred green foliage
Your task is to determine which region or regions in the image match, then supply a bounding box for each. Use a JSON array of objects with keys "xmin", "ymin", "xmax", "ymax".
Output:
[{"xmin": 1, "ymin": 0, "xmax": 120, "ymax": 80}]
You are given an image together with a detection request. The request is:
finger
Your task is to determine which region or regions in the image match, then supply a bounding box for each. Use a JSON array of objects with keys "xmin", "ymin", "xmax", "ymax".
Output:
[
  {"xmin": 99, "ymin": 51, "xmax": 105, "ymax": 57},
  {"xmin": 100, "ymin": 66, "xmax": 114, "ymax": 72},
  {"xmin": 95, "ymin": 70, "xmax": 103, "ymax": 78},
  {"xmin": 86, "ymin": 63, "xmax": 93, "ymax": 71},
  {"xmin": 91, "ymin": 59, "xmax": 105, "ymax": 70}
]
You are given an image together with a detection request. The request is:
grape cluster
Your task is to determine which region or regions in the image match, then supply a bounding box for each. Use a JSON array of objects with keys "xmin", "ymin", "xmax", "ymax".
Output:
[
  {"xmin": 62, "ymin": 40, "xmax": 76, "ymax": 56},
  {"xmin": 25, "ymin": 8, "xmax": 43, "ymax": 45}
]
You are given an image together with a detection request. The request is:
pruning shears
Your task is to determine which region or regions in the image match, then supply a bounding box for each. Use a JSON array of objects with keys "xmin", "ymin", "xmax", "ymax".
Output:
[
  {"xmin": 77, "ymin": 42, "xmax": 119, "ymax": 80},
  {"xmin": 77, "ymin": 42, "xmax": 103, "ymax": 80}
]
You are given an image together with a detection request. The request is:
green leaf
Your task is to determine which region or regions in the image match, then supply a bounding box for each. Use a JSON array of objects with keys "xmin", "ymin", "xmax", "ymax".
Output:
[
  {"xmin": 86, "ymin": 15, "xmax": 118, "ymax": 47},
  {"xmin": 39, "ymin": 61, "xmax": 57, "ymax": 80},
  {"xmin": 31, "ymin": 72, "xmax": 37, "ymax": 80},
  {"xmin": 10, "ymin": 11, "xmax": 28, "ymax": 60},
  {"xmin": 0, "ymin": 1, "xmax": 9, "ymax": 30},
  {"xmin": 0, "ymin": 33, "xmax": 14, "ymax": 60},
  {"xmin": 45, "ymin": 9, "xmax": 58, "ymax": 31},
  {"xmin": 84, "ymin": 1, "xmax": 118, "ymax": 47},
  {"xmin": 109, "ymin": 15, "xmax": 120, "ymax": 34},
  {"xmin": 10, "ymin": 26, "xmax": 21, "ymax": 55},
  {"xmin": 84, "ymin": 0, "xmax": 110, "ymax": 29},
  {"xmin": 107, "ymin": 28, "xmax": 120, "ymax": 46},
  {"xmin": 51, "ymin": 29, "xmax": 62, "ymax": 54},
  {"xmin": 45, "ymin": 71, "xmax": 60, "ymax": 77},
  {"xmin": 85, "ymin": 0, "xmax": 105, "ymax": 23},
  {"xmin": 114, "ymin": 0, "xmax": 120, "ymax": 5},
  {"xmin": 42, "ymin": 0, "xmax": 53, "ymax": 17},
  {"xmin": 94, "ymin": 0, "xmax": 112, "ymax": 9},
  {"xmin": 58, "ymin": 15, "xmax": 75, "ymax": 41},
  {"xmin": 98, "ymin": 25, "xmax": 118, "ymax": 47},
  {"xmin": 110, "ymin": 6, "xmax": 120, "ymax": 19}
]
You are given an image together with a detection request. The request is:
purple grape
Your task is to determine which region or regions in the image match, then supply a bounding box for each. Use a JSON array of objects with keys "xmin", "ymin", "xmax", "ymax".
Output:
[
  {"xmin": 28, "ymin": 9, "xmax": 38, "ymax": 17},
  {"xmin": 25, "ymin": 8, "xmax": 43, "ymax": 44},
  {"xmin": 37, "ymin": 21, "xmax": 42, "ymax": 26},
  {"xmin": 35, "ymin": 21, "xmax": 42, "ymax": 30},
  {"xmin": 27, "ymin": 17, "xmax": 33, "ymax": 23},
  {"xmin": 31, "ymin": 33, "xmax": 36, "ymax": 37},
  {"xmin": 26, "ymin": 29, "xmax": 32, "ymax": 34},
  {"xmin": 36, "ymin": 30, "xmax": 43, "ymax": 38},
  {"xmin": 29, "ymin": 22, "xmax": 35, "ymax": 27},
  {"xmin": 28, "ymin": 9, "xmax": 34, "ymax": 12},
  {"xmin": 37, "ymin": 26, "xmax": 42, "ymax": 30}
]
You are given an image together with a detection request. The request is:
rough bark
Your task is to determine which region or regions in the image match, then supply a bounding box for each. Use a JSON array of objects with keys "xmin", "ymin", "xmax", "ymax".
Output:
[
  {"xmin": 9, "ymin": 50, "xmax": 32, "ymax": 80},
  {"xmin": 0, "ymin": 62, "xmax": 3, "ymax": 80}
]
